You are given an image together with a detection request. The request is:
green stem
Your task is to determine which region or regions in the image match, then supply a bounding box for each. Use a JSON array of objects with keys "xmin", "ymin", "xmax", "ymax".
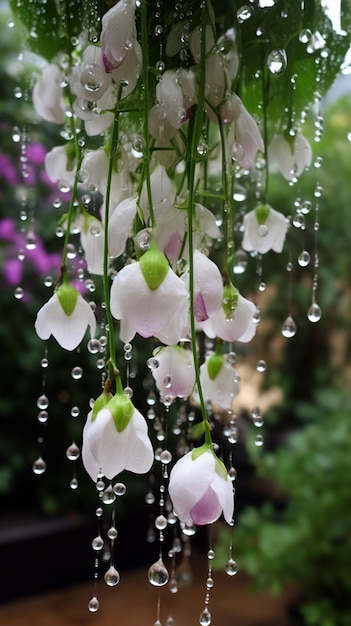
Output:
[
  {"xmin": 187, "ymin": 1, "xmax": 211, "ymax": 431},
  {"xmin": 140, "ymin": 0, "xmax": 156, "ymax": 229}
]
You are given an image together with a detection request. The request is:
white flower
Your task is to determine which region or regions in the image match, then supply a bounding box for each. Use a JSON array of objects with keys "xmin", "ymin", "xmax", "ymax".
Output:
[
  {"xmin": 82, "ymin": 392, "xmax": 154, "ymax": 481},
  {"xmin": 35, "ymin": 285, "xmax": 96, "ymax": 351},
  {"xmin": 110, "ymin": 251, "xmax": 188, "ymax": 345},
  {"xmin": 168, "ymin": 447, "xmax": 234, "ymax": 525},
  {"xmin": 226, "ymin": 94, "xmax": 264, "ymax": 169},
  {"xmin": 111, "ymin": 38, "xmax": 142, "ymax": 97},
  {"xmin": 150, "ymin": 345, "xmax": 195, "ymax": 404},
  {"xmin": 80, "ymin": 215, "xmax": 105, "ymax": 275},
  {"xmin": 195, "ymin": 353, "xmax": 240, "ymax": 411},
  {"xmin": 156, "ymin": 70, "xmax": 186, "ymax": 129},
  {"xmin": 73, "ymin": 86, "xmax": 115, "ymax": 136},
  {"xmin": 45, "ymin": 145, "xmax": 76, "ymax": 191},
  {"xmin": 242, "ymin": 204, "xmax": 288, "ymax": 254},
  {"xmin": 101, "ymin": 0, "xmax": 137, "ymax": 71},
  {"xmin": 139, "ymin": 164, "xmax": 176, "ymax": 221},
  {"xmin": 33, "ymin": 64, "xmax": 65, "ymax": 124},
  {"xmin": 181, "ymin": 250, "xmax": 223, "ymax": 322},
  {"xmin": 201, "ymin": 288, "xmax": 257, "ymax": 343},
  {"xmin": 69, "ymin": 45, "xmax": 111, "ymax": 103},
  {"xmin": 108, "ymin": 196, "xmax": 138, "ymax": 258},
  {"xmin": 268, "ymin": 132, "xmax": 312, "ymax": 180},
  {"xmin": 80, "ymin": 149, "xmax": 109, "ymax": 193}
]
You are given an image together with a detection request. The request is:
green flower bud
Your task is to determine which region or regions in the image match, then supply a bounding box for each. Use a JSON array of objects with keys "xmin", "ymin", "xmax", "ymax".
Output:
[
  {"xmin": 222, "ymin": 284, "xmax": 239, "ymax": 320},
  {"xmin": 255, "ymin": 203, "xmax": 271, "ymax": 225},
  {"xmin": 106, "ymin": 392, "xmax": 134, "ymax": 432},
  {"xmin": 207, "ymin": 353, "xmax": 224, "ymax": 380},
  {"xmin": 91, "ymin": 389, "xmax": 113, "ymax": 422},
  {"xmin": 56, "ymin": 282, "xmax": 78, "ymax": 316},
  {"xmin": 140, "ymin": 246, "xmax": 169, "ymax": 291}
]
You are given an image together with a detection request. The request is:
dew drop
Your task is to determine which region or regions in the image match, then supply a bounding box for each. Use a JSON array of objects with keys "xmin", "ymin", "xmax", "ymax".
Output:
[
  {"xmin": 299, "ymin": 28, "xmax": 312, "ymax": 44},
  {"xmin": 104, "ymin": 566, "xmax": 120, "ymax": 586},
  {"xmin": 113, "ymin": 482, "xmax": 126, "ymax": 496},
  {"xmin": 255, "ymin": 434, "xmax": 264, "ymax": 447},
  {"xmin": 225, "ymin": 558, "xmax": 238, "ymax": 576},
  {"xmin": 147, "ymin": 357, "xmax": 159, "ymax": 370},
  {"xmin": 148, "ymin": 558, "xmax": 169, "ymax": 586},
  {"xmin": 87, "ymin": 338, "xmax": 100, "ymax": 354},
  {"xmin": 38, "ymin": 410, "xmax": 48, "ymax": 423},
  {"xmin": 107, "ymin": 526, "xmax": 118, "ymax": 540},
  {"xmin": 281, "ymin": 315, "xmax": 297, "ymax": 338},
  {"xmin": 233, "ymin": 249, "xmax": 247, "ymax": 274},
  {"xmin": 37, "ymin": 394, "xmax": 49, "ymax": 410},
  {"xmin": 199, "ymin": 607, "xmax": 212, "ymax": 625},
  {"xmin": 267, "ymin": 48, "xmax": 287, "ymax": 74},
  {"xmin": 307, "ymin": 303, "xmax": 322, "ymax": 323},
  {"xmin": 123, "ymin": 386, "xmax": 133, "ymax": 398},
  {"xmin": 71, "ymin": 406, "xmax": 80, "ymax": 418},
  {"xmin": 32, "ymin": 456, "xmax": 46, "ymax": 475},
  {"xmin": 92, "ymin": 535, "xmax": 104, "ymax": 551},
  {"xmin": 66, "ymin": 442, "xmax": 80, "ymax": 461},
  {"xmin": 256, "ymin": 359, "xmax": 266, "ymax": 372},
  {"xmin": 88, "ymin": 596, "xmax": 99, "ymax": 612},
  {"xmin": 80, "ymin": 63, "xmax": 105, "ymax": 92},
  {"xmin": 257, "ymin": 223, "xmax": 268, "ymax": 237},
  {"xmin": 160, "ymin": 449, "xmax": 172, "ymax": 464},
  {"xmin": 298, "ymin": 250, "xmax": 310, "ymax": 267},
  {"xmin": 102, "ymin": 485, "xmax": 116, "ymax": 504},
  {"xmin": 14, "ymin": 287, "xmax": 24, "ymax": 300},
  {"xmin": 228, "ymin": 467, "xmax": 237, "ymax": 481},
  {"xmin": 237, "ymin": 5, "xmax": 253, "ymax": 23},
  {"xmin": 71, "ymin": 366, "xmax": 83, "ymax": 380},
  {"xmin": 207, "ymin": 549, "xmax": 215, "ymax": 560},
  {"xmin": 155, "ymin": 515, "xmax": 168, "ymax": 530},
  {"xmin": 70, "ymin": 478, "xmax": 78, "ymax": 490}
]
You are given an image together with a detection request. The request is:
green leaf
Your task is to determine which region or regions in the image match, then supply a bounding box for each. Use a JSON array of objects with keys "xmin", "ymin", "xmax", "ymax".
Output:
[
  {"xmin": 56, "ymin": 281, "xmax": 78, "ymax": 316},
  {"xmin": 9, "ymin": 0, "xmax": 88, "ymax": 61}
]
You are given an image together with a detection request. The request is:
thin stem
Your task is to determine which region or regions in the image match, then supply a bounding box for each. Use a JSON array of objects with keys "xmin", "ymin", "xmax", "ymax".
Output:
[
  {"xmin": 187, "ymin": 1, "xmax": 211, "ymax": 430},
  {"xmin": 140, "ymin": 0, "xmax": 156, "ymax": 229}
]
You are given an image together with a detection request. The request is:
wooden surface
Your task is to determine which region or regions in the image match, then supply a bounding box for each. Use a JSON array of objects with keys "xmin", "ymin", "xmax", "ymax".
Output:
[{"xmin": 0, "ymin": 553, "xmax": 290, "ymax": 626}]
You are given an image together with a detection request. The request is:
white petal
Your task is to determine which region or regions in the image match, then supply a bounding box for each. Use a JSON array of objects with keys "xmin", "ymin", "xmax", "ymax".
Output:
[
  {"xmin": 35, "ymin": 293, "xmax": 96, "ymax": 351},
  {"xmin": 168, "ymin": 451, "xmax": 216, "ymax": 522},
  {"xmin": 211, "ymin": 470, "xmax": 234, "ymax": 523},
  {"xmin": 125, "ymin": 409, "xmax": 154, "ymax": 473},
  {"xmin": 108, "ymin": 196, "xmax": 138, "ymax": 258}
]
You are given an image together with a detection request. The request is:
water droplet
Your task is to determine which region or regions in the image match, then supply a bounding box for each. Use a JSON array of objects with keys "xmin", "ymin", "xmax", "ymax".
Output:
[
  {"xmin": 207, "ymin": 549, "xmax": 215, "ymax": 560},
  {"xmin": 197, "ymin": 142, "xmax": 208, "ymax": 156},
  {"xmin": 256, "ymin": 359, "xmax": 266, "ymax": 373},
  {"xmin": 255, "ymin": 434, "xmax": 264, "ymax": 447},
  {"xmin": 145, "ymin": 491, "xmax": 155, "ymax": 505},
  {"xmin": 38, "ymin": 410, "xmax": 48, "ymax": 423},
  {"xmin": 160, "ymin": 450, "xmax": 172, "ymax": 464},
  {"xmin": 299, "ymin": 28, "xmax": 312, "ymax": 44},
  {"xmin": 70, "ymin": 478, "xmax": 78, "ymax": 490},
  {"xmin": 113, "ymin": 482, "xmax": 126, "ymax": 496},
  {"xmin": 25, "ymin": 231, "xmax": 37, "ymax": 250},
  {"xmin": 206, "ymin": 576, "xmax": 214, "ymax": 589},
  {"xmin": 257, "ymin": 224, "xmax": 268, "ymax": 237},
  {"xmin": 92, "ymin": 535, "xmax": 104, "ymax": 551},
  {"xmin": 88, "ymin": 338, "xmax": 100, "ymax": 354},
  {"xmin": 107, "ymin": 526, "xmax": 118, "ymax": 540},
  {"xmin": 71, "ymin": 406, "xmax": 80, "ymax": 418},
  {"xmin": 148, "ymin": 558, "xmax": 169, "ymax": 586},
  {"xmin": 237, "ymin": 5, "xmax": 253, "ymax": 23},
  {"xmin": 102, "ymin": 485, "xmax": 116, "ymax": 504},
  {"xmin": 226, "ymin": 558, "xmax": 238, "ymax": 576},
  {"xmin": 80, "ymin": 63, "xmax": 105, "ymax": 92},
  {"xmin": 14, "ymin": 287, "xmax": 24, "ymax": 300},
  {"xmin": 14, "ymin": 86, "xmax": 22, "ymax": 99},
  {"xmin": 156, "ymin": 59, "xmax": 165, "ymax": 73},
  {"xmin": 199, "ymin": 607, "xmax": 212, "ymax": 625},
  {"xmin": 136, "ymin": 229, "xmax": 151, "ymax": 251},
  {"xmin": 88, "ymin": 596, "xmax": 99, "ymax": 612},
  {"xmin": 233, "ymin": 249, "xmax": 247, "ymax": 274},
  {"xmin": 298, "ymin": 250, "xmax": 310, "ymax": 267},
  {"xmin": 281, "ymin": 315, "xmax": 297, "ymax": 338},
  {"xmin": 307, "ymin": 303, "xmax": 322, "ymax": 323},
  {"xmin": 32, "ymin": 456, "xmax": 46, "ymax": 475},
  {"xmin": 37, "ymin": 394, "xmax": 49, "ymax": 410},
  {"xmin": 104, "ymin": 566, "xmax": 120, "ymax": 586},
  {"xmin": 267, "ymin": 48, "xmax": 287, "ymax": 74},
  {"xmin": 71, "ymin": 366, "xmax": 83, "ymax": 380},
  {"xmin": 66, "ymin": 442, "xmax": 80, "ymax": 461},
  {"xmin": 123, "ymin": 386, "xmax": 133, "ymax": 398},
  {"xmin": 147, "ymin": 357, "xmax": 159, "ymax": 370},
  {"xmin": 228, "ymin": 467, "xmax": 237, "ymax": 481}
]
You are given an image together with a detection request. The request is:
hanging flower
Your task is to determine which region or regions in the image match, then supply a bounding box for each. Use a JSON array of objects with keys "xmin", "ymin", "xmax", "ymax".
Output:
[
  {"xmin": 242, "ymin": 203, "xmax": 289, "ymax": 254},
  {"xmin": 226, "ymin": 94, "xmax": 264, "ymax": 170},
  {"xmin": 168, "ymin": 445, "xmax": 234, "ymax": 525},
  {"xmin": 82, "ymin": 388, "xmax": 154, "ymax": 482},
  {"xmin": 110, "ymin": 245, "xmax": 188, "ymax": 344},
  {"xmin": 201, "ymin": 284, "xmax": 257, "ymax": 343},
  {"xmin": 150, "ymin": 345, "xmax": 196, "ymax": 405},
  {"xmin": 79, "ymin": 148, "xmax": 109, "ymax": 193},
  {"xmin": 101, "ymin": 0, "xmax": 137, "ymax": 72},
  {"xmin": 32, "ymin": 64, "xmax": 66, "ymax": 124},
  {"xmin": 35, "ymin": 281, "xmax": 96, "ymax": 351},
  {"xmin": 195, "ymin": 352, "xmax": 240, "ymax": 411},
  {"xmin": 45, "ymin": 145, "xmax": 76, "ymax": 192},
  {"xmin": 108, "ymin": 196, "xmax": 138, "ymax": 258},
  {"xmin": 181, "ymin": 250, "xmax": 223, "ymax": 323},
  {"xmin": 268, "ymin": 132, "xmax": 312, "ymax": 180},
  {"xmin": 69, "ymin": 45, "xmax": 112, "ymax": 103},
  {"xmin": 79, "ymin": 214, "xmax": 105, "ymax": 275}
]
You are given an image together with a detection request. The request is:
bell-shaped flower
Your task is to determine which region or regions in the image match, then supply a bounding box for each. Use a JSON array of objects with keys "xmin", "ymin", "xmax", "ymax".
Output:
[
  {"xmin": 108, "ymin": 196, "xmax": 138, "ymax": 258},
  {"xmin": 35, "ymin": 280, "xmax": 96, "ymax": 351},
  {"xmin": 201, "ymin": 284, "xmax": 257, "ymax": 343},
  {"xmin": 73, "ymin": 86, "xmax": 115, "ymax": 137},
  {"xmin": 82, "ymin": 385, "xmax": 154, "ymax": 482},
  {"xmin": 111, "ymin": 38, "xmax": 142, "ymax": 98},
  {"xmin": 101, "ymin": 0, "xmax": 137, "ymax": 72},
  {"xmin": 226, "ymin": 94, "xmax": 264, "ymax": 170},
  {"xmin": 110, "ymin": 244, "xmax": 188, "ymax": 345},
  {"xmin": 242, "ymin": 204, "xmax": 288, "ymax": 254},
  {"xmin": 181, "ymin": 250, "xmax": 223, "ymax": 323},
  {"xmin": 80, "ymin": 213, "xmax": 105, "ymax": 275},
  {"xmin": 155, "ymin": 70, "xmax": 187, "ymax": 130},
  {"xmin": 168, "ymin": 442, "xmax": 234, "ymax": 525},
  {"xmin": 268, "ymin": 132, "xmax": 312, "ymax": 180},
  {"xmin": 149, "ymin": 345, "xmax": 195, "ymax": 405},
  {"xmin": 33, "ymin": 64, "xmax": 66, "ymax": 124},
  {"xmin": 69, "ymin": 45, "xmax": 111, "ymax": 103},
  {"xmin": 45, "ymin": 145, "xmax": 76, "ymax": 192},
  {"xmin": 79, "ymin": 148, "xmax": 109, "ymax": 194},
  {"xmin": 139, "ymin": 164, "xmax": 177, "ymax": 222},
  {"xmin": 195, "ymin": 353, "xmax": 240, "ymax": 411}
]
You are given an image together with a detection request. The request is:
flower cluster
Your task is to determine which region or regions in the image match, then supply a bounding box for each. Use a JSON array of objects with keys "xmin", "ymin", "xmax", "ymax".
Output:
[{"xmin": 27, "ymin": 0, "xmax": 317, "ymax": 530}]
